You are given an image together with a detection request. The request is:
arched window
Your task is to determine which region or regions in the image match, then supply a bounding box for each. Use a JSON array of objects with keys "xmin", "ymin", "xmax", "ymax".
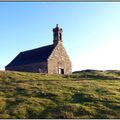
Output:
[{"xmin": 59, "ymin": 33, "xmax": 62, "ymax": 40}]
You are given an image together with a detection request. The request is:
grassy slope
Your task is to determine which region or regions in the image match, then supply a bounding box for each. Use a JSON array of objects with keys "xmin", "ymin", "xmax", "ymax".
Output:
[{"xmin": 0, "ymin": 70, "xmax": 120, "ymax": 118}]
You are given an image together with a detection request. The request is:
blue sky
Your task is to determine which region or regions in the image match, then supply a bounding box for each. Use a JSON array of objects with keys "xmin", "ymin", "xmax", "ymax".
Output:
[{"xmin": 1, "ymin": 2, "xmax": 120, "ymax": 71}]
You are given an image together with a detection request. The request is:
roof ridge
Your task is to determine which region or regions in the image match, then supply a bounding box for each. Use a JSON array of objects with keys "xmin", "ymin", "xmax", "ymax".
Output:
[{"xmin": 21, "ymin": 44, "xmax": 53, "ymax": 53}]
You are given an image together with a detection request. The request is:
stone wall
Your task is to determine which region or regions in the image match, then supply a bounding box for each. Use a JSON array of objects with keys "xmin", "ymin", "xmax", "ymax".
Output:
[
  {"xmin": 5, "ymin": 42, "xmax": 72, "ymax": 74},
  {"xmin": 48, "ymin": 42, "xmax": 72, "ymax": 74},
  {"xmin": 5, "ymin": 62, "xmax": 48, "ymax": 73}
]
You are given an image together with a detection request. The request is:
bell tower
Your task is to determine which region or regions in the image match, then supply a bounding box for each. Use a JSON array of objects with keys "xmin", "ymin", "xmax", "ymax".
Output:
[{"xmin": 53, "ymin": 24, "xmax": 63, "ymax": 45}]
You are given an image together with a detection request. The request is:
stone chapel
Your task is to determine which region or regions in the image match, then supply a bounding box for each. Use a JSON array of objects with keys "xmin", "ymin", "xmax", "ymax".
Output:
[{"xmin": 5, "ymin": 24, "xmax": 72, "ymax": 74}]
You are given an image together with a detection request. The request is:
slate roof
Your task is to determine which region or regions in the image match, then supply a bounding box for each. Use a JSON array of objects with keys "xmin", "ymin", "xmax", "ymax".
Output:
[{"xmin": 6, "ymin": 44, "xmax": 54, "ymax": 67}]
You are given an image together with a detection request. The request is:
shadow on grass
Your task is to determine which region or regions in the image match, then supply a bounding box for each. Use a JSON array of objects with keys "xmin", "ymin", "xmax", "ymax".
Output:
[
  {"xmin": 72, "ymin": 92, "xmax": 93, "ymax": 103},
  {"xmin": 64, "ymin": 74, "xmax": 120, "ymax": 80}
]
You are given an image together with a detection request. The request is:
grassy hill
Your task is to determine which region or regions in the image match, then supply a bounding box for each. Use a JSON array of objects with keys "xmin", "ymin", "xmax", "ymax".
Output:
[{"xmin": 0, "ymin": 70, "xmax": 120, "ymax": 118}]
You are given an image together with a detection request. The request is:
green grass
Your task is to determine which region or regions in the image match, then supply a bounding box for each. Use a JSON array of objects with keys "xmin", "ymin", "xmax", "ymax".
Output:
[{"xmin": 0, "ymin": 70, "xmax": 120, "ymax": 118}]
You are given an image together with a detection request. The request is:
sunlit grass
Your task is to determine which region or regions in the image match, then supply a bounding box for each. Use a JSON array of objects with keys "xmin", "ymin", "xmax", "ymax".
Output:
[{"xmin": 0, "ymin": 70, "xmax": 120, "ymax": 118}]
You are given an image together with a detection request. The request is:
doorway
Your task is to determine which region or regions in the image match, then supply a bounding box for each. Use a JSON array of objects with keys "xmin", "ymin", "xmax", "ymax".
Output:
[{"xmin": 59, "ymin": 68, "xmax": 64, "ymax": 74}]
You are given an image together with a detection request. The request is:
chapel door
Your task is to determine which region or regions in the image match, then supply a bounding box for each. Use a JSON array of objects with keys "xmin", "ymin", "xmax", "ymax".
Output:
[{"xmin": 59, "ymin": 68, "xmax": 64, "ymax": 74}]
